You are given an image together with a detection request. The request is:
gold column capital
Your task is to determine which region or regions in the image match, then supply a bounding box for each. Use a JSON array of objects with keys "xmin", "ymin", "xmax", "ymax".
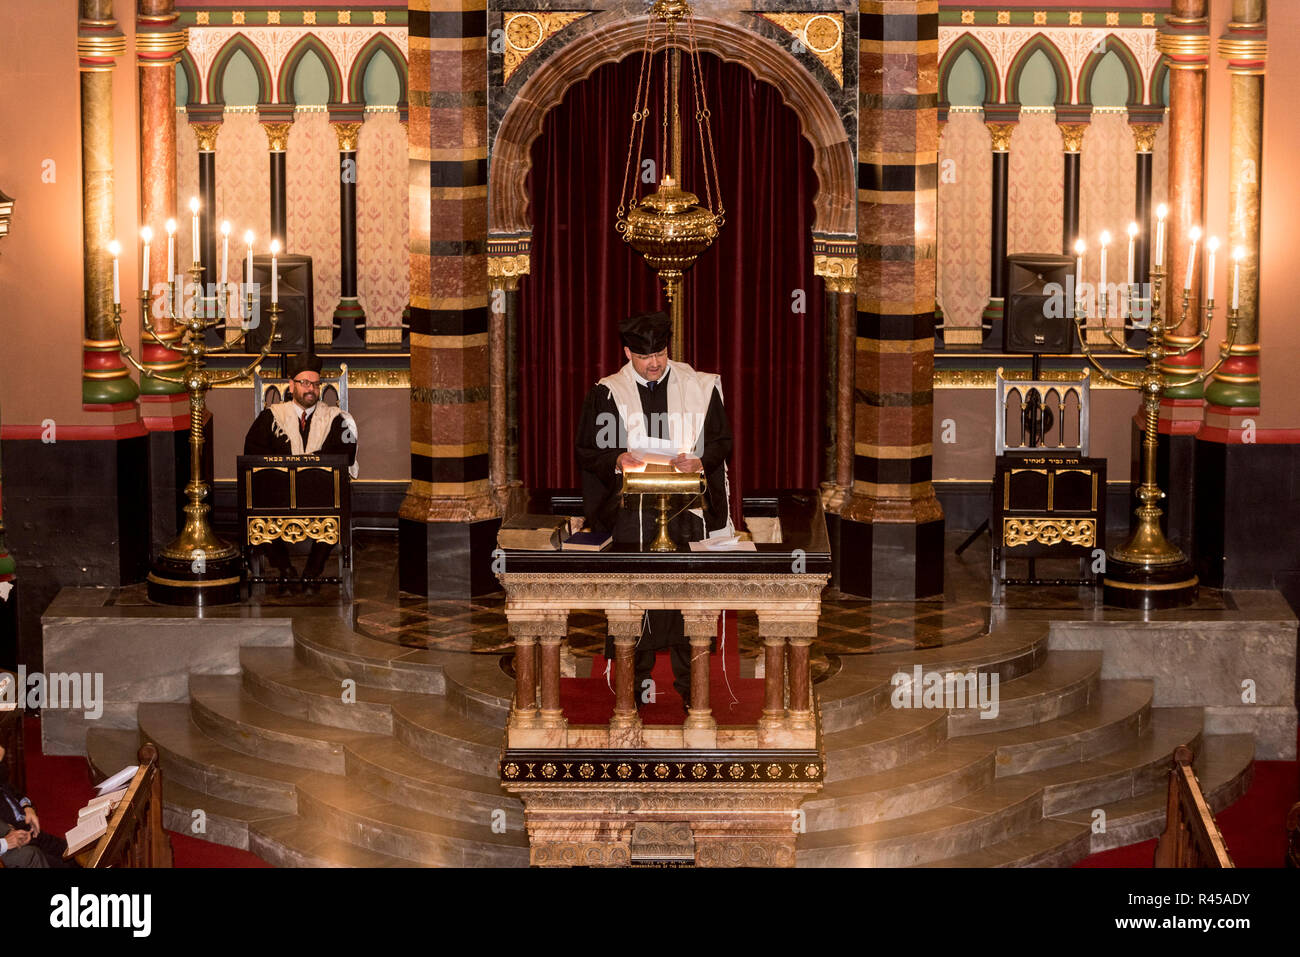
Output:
[
  {"xmin": 1158, "ymin": 14, "xmax": 1211, "ymax": 70},
  {"xmin": 333, "ymin": 122, "xmax": 362, "ymax": 153},
  {"xmin": 1130, "ymin": 123, "xmax": 1161, "ymax": 153},
  {"xmin": 987, "ymin": 122, "xmax": 1016, "ymax": 153},
  {"xmin": 262, "ymin": 122, "xmax": 292, "ymax": 153},
  {"xmin": 77, "ymin": 18, "xmax": 126, "ymax": 72},
  {"xmin": 814, "ymin": 255, "xmax": 857, "ymax": 294},
  {"xmin": 192, "ymin": 122, "xmax": 221, "ymax": 153},
  {"xmin": 488, "ymin": 254, "xmax": 531, "ymax": 291},
  {"xmin": 1219, "ymin": 18, "xmax": 1267, "ymax": 74},
  {"xmin": 1058, "ymin": 123, "xmax": 1088, "ymax": 154}
]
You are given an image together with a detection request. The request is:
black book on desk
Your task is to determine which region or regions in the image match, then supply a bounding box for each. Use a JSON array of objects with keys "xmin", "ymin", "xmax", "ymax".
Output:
[{"xmin": 562, "ymin": 530, "xmax": 612, "ymax": 551}]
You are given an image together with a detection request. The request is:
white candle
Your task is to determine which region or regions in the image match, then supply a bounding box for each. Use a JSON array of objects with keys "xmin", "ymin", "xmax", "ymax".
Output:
[
  {"xmin": 1155, "ymin": 204, "xmax": 1167, "ymax": 268},
  {"xmin": 165, "ymin": 218, "xmax": 176, "ymax": 285},
  {"xmin": 189, "ymin": 196, "xmax": 200, "ymax": 262},
  {"xmin": 1205, "ymin": 236, "xmax": 1218, "ymax": 301},
  {"xmin": 1074, "ymin": 238, "xmax": 1086, "ymax": 308},
  {"xmin": 1232, "ymin": 245, "xmax": 1244, "ymax": 310},
  {"xmin": 220, "ymin": 221, "xmax": 230, "ymax": 286},
  {"xmin": 270, "ymin": 239, "xmax": 280, "ymax": 304},
  {"xmin": 1099, "ymin": 231, "xmax": 1111, "ymax": 297},
  {"xmin": 141, "ymin": 226, "xmax": 152, "ymax": 293},
  {"xmin": 244, "ymin": 230, "xmax": 254, "ymax": 284},
  {"xmin": 1126, "ymin": 222, "xmax": 1137, "ymax": 285},
  {"xmin": 109, "ymin": 240, "xmax": 120, "ymax": 305},
  {"xmin": 1185, "ymin": 226, "xmax": 1201, "ymax": 291}
]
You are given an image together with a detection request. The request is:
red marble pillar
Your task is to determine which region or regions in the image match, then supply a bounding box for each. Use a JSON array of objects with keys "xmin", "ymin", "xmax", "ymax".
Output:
[
  {"xmin": 1159, "ymin": 1, "xmax": 1209, "ymax": 401},
  {"xmin": 136, "ymin": 0, "xmax": 187, "ymax": 428}
]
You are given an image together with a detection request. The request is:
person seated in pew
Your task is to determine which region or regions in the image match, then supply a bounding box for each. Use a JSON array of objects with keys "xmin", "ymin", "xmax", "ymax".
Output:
[
  {"xmin": 243, "ymin": 353, "xmax": 359, "ymax": 593},
  {"xmin": 0, "ymin": 744, "xmax": 75, "ymax": 868}
]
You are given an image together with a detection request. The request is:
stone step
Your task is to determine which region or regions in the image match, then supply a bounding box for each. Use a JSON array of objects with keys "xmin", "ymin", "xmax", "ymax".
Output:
[
  {"xmin": 926, "ymin": 819, "xmax": 1093, "ymax": 868},
  {"xmin": 241, "ymin": 645, "xmax": 410, "ymax": 734},
  {"xmin": 344, "ymin": 735, "xmax": 524, "ymax": 829},
  {"xmin": 820, "ymin": 625, "xmax": 1048, "ymax": 734},
  {"xmin": 248, "ymin": 814, "xmax": 415, "ymax": 868},
  {"xmin": 189, "ymin": 674, "xmax": 386, "ymax": 775},
  {"xmin": 976, "ymin": 679, "xmax": 1153, "ymax": 777},
  {"xmin": 821, "ymin": 707, "xmax": 950, "ymax": 782},
  {"xmin": 945, "ymin": 650, "xmax": 1102, "ymax": 736},
  {"xmin": 85, "ymin": 727, "xmax": 146, "ymax": 782},
  {"xmin": 797, "ymin": 774, "xmax": 1045, "ymax": 867},
  {"xmin": 159, "ymin": 779, "xmax": 288, "ymax": 853},
  {"xmin": 802, "ymin": 741, "xmax": 995, "ymax": 830},
  {"xmin": 135, "ymin": 702, "xmax": 309, "ymax": 813},
  {"xmin": 1049, "ymin": 733, "xmax": 1256, "ymax": 854},
  {"xmin": 390, "ymin": 695, "xmax": 507, "ymax": 778},
  {"xmin": 293, "ymin": 772, "xmax": 530, "ymax": 867}
]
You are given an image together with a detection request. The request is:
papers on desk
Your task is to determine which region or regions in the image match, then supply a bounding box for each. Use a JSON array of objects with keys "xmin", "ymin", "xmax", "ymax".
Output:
[{"xmin": 689, "ymin": 536, "xmax": 756, "ymax": 552}]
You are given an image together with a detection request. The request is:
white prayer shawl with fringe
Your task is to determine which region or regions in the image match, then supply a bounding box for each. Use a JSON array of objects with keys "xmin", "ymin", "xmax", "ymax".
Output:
[{"xmin": 268, "ymin": 401, "xmax": 359, "ymax": 479}]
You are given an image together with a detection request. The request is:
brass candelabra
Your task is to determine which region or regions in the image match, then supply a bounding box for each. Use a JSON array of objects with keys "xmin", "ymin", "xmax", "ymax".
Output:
[
  {"xmin": 112, "ymin": 263, "xmax": 280, "ymax": 605},
  {"xmin": 1074, "ymin": 260, "xmax": 1239, "ymax": 609}
]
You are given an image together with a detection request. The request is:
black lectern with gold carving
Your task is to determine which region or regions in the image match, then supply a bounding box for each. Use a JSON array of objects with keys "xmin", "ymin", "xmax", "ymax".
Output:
[{"xmin": 236, "ymin": 454, "xmax": 352, "ymax": 586}]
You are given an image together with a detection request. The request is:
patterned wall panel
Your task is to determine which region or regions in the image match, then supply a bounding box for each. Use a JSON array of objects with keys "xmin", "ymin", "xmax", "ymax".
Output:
[
  {"xmin": 356, "ymin": 110, "xmax": 408, "ymax": 333},
  {"xmin": 1007, "ymin": 111, "xmax": 1063, "ymax": 258},
  {"xmin": 176, "ymin": 113, "xmax": 200, "ymax": 267},
  {"xmin": 286, "ymin": 110, "xmax": 343, "ymax": 335},
  {"xmin": 215, "ymin": 111, "xmax": 273, "ymax": 263},
  {"xmin": 938, "ymin": 112, "xmax": 992, "ymax": 344},
  {"xmin": 1079, "ymin": 110, "xmax": 1136, "ymax": 336}
]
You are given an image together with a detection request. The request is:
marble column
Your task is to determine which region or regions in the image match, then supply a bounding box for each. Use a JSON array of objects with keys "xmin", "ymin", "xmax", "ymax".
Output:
[
  {"xmin": 813, "ymin": 237, "xmax": 856, "ymax": 515},
  {"xmin": 606, "ymin": 612, "xmax": 643, "ymax": 748},
  {"xmin": 1130, "ymin": 120, "xmax": 1161, "ymax": 344},
  {"xmin": 1058, "ymin": 122, "xmax": 1087, "ymax": 254},
  {"xmin": 79, "ymin": 2, "xmax": 138, "ymax": 407},
  {"xmin": 843, "ymin": 1, "xmax": 943, "ymax": 600},
  {"xmin": 399, "ymin": 0, "xmax": 499, "ymax": 597},
  {"xmin": 982, "ymin": 116, "xmax": 1016, "ymax": 348},
  {"xmin": 135, "ymin": 0, "xmax": 187, "ymax": 417},
  {"xmin": 0, "ymin": 192, "xmax": 15, "ymax": 671},
  {"xmin": 1206, "ymin": 2, "xmax": 1266, "ymax": 409},
  {"xmin": 681, "ymin": 612, "xmax": 719, "ymax": 748},
  {"xmin": 332, "ymin": 120, "xmax": 365, "ymax": 349},
  {"xmin": 1158, "ymin": 1, "xmax": 1210, "ymax": 400},
  {"xmin": 487, "ymin": 246, "xmax": 530, "ymax": 516},
  {"xmin": 262, "ymin": 121, "xmax": 291, "ymax": 248}
]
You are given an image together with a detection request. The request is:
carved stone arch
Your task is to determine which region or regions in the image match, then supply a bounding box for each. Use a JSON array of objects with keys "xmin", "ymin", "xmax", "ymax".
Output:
[
  {"xmin": 279, "ymin": 34, "xmax": 343, "ymax": 107},
  {"xmin": 349, "ymin": 33, "xmax": 408, "ymax": 107},
  {"xmin": 490, "ymin": 16, "xmax": 854, "ymax": 236},
  {"xmin": 208, "ymin": 33, "xmax": 273, "ymax": 107},
  {"xmin": 1078, "ymin": 34, "xmax": 1143, "ymax": 110},
  {"xmin": 177, "ymin": 49, "xmax": 201, "ymax": 107},
  {"xmin": 1005, "ymin": 34, "xmax": 1072, "ymax": 108}
]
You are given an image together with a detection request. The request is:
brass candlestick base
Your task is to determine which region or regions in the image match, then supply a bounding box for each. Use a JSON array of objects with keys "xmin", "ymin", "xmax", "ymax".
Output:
[{"xmin": 113, "ymin": 263, "xmax": 280, "ymax": 606}]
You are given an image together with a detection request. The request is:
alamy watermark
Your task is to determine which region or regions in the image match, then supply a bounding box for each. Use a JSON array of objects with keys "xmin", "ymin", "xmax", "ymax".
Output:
[
  {"xmin": 0, "ymin": 667, "xmax": 105, "ymax": 720},
  {"xmin": 890, "ymin": 665, "xmax": 1000, "ymax": 720}
]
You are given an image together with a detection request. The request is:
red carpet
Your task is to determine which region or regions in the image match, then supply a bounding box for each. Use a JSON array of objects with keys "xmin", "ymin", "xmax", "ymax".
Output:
[
  {"xmin": 562, "ymin": 611, "xmax": 766, "ymax": 726},
  {"xmin": 19, "ymin": 717, "xmax": 269, "ymax": 867}
]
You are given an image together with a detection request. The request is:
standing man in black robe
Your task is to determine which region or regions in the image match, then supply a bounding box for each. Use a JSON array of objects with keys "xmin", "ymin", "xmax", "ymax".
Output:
[
  {"xmin": 244, "ymin": 354, "xmax": 358, "ymax": 591},
  {"xmin": 575, "ymin": 311, "xmax": 733, "ymax": 711}
]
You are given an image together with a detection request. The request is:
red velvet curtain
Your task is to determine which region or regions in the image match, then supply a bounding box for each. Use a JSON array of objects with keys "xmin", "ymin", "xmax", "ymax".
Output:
[{"xmin": 519, "ymin": 52, "xmax": 826, "ymax": 511}]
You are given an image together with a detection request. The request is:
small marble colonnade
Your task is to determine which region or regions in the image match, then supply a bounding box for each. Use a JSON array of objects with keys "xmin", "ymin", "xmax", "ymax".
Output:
[{"xmin": 500, "ymin": 569, "xmax": 828, "ymax": 752}]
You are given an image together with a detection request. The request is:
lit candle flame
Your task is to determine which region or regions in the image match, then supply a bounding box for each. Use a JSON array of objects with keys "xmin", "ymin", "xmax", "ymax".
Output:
[{"xmin": 141, "ymin": 226, "xmax": 153, "ymax": 243}]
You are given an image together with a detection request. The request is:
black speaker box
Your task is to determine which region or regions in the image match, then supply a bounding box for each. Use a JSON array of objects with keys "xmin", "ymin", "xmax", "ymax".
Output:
[
  {"xmin": 244, "ymin": 253, "xmax": 314, "ymax": 355},
  {"xmin": 1003, "ymin": 253, "xmax": 1074, "ymax": 354}
]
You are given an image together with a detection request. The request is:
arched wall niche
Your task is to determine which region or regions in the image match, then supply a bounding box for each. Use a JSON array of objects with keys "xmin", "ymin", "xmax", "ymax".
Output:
[{"xmin": 489, "ymin": 16, "xmax": 855, "ymax": 237}]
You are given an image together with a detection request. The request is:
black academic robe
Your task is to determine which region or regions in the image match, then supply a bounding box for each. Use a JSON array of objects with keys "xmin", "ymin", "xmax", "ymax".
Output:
[{"xmin": 575, "ymin": 369, "xmax": 733, "ymax": 654}]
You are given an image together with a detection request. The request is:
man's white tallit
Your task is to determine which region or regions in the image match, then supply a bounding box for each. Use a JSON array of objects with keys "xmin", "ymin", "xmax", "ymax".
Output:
[
  {"xmin": 598, "ymin": 359, "xmax": 732, "ymax": 537},
  {"xmin": 268, "ymin": 401, "xmax": 359, "ymax": 479}
]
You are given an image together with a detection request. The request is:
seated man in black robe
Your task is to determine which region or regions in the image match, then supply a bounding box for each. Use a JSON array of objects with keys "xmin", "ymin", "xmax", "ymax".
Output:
[
  {"xmin": 243, "ymin": 354, "xmax": 358, "ymax": 591},
  {"xmin": 575, "ymin": 311, "xmax": 733, "ymax": 711},
  {"xmin": 0, "ymin": 744, "xmax": 74, "ymax": 868}
]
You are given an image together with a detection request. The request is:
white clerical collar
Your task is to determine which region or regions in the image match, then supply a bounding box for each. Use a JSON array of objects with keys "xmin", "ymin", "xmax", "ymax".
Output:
[
  {"xmin": 631, "ymin": 366, "xmax": 669, "ymax": 389},
  {"xmin": 292, "ymin": 399, "xmax": 315, "ymax": 418}
]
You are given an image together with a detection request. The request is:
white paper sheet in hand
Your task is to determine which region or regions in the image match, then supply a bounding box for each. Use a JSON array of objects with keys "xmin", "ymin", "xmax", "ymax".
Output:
[{"xmin": 627, "ymin": 434, "xmax": 679, "ymax": 467}]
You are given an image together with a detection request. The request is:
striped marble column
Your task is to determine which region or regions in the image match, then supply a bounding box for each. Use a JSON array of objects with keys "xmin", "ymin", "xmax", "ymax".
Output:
[
  {"xmin": 136, "ymin": 0, "xmax": 187, "ymax": 423},
  {"xmin": 79, "ymin": 1, "xmax": 138, "ymax": 409},
  {"xmin": 398, "ymin": 0, "xmax": 499, "ymax": 597},
  {"xmin": 842, "ymin": 0, "xmax": 943, "ymax": 599},
  {"xmin": 1158, "ymin": 0, "xmax": 1209, "ymax": 401},
  {"xmin": 1205, "ymin": 2, "xmax": 1266, "ymax": 410},
  {"xmin": 0, "ymin": 194, "xmax": 15, "ymax": 671}
]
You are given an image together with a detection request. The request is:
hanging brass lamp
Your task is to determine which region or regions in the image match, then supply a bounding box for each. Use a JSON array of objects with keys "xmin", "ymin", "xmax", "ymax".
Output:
[{"xmin": 615, "ymin": 0, "xmax": 725, "ymax": 359}]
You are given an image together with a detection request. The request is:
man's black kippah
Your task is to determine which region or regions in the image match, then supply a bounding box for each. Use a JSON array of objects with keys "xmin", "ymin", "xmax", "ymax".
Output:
[
  {"xmin": 286, "ymin": 353, "xmax": 323, "ymax": 379},
  {"xmin": 619, "ymin": 310, "xmax": 671, "ymax": 354}
]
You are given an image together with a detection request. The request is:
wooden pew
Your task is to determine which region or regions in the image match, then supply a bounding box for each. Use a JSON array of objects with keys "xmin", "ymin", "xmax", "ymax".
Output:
[
  {"xmin": 74, "ymin": 743, "xmax": 173, "ymax": 868},
  {"xmin": 1154, "ymin": 745, "xmax": 1234, "ymax": 868}
]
